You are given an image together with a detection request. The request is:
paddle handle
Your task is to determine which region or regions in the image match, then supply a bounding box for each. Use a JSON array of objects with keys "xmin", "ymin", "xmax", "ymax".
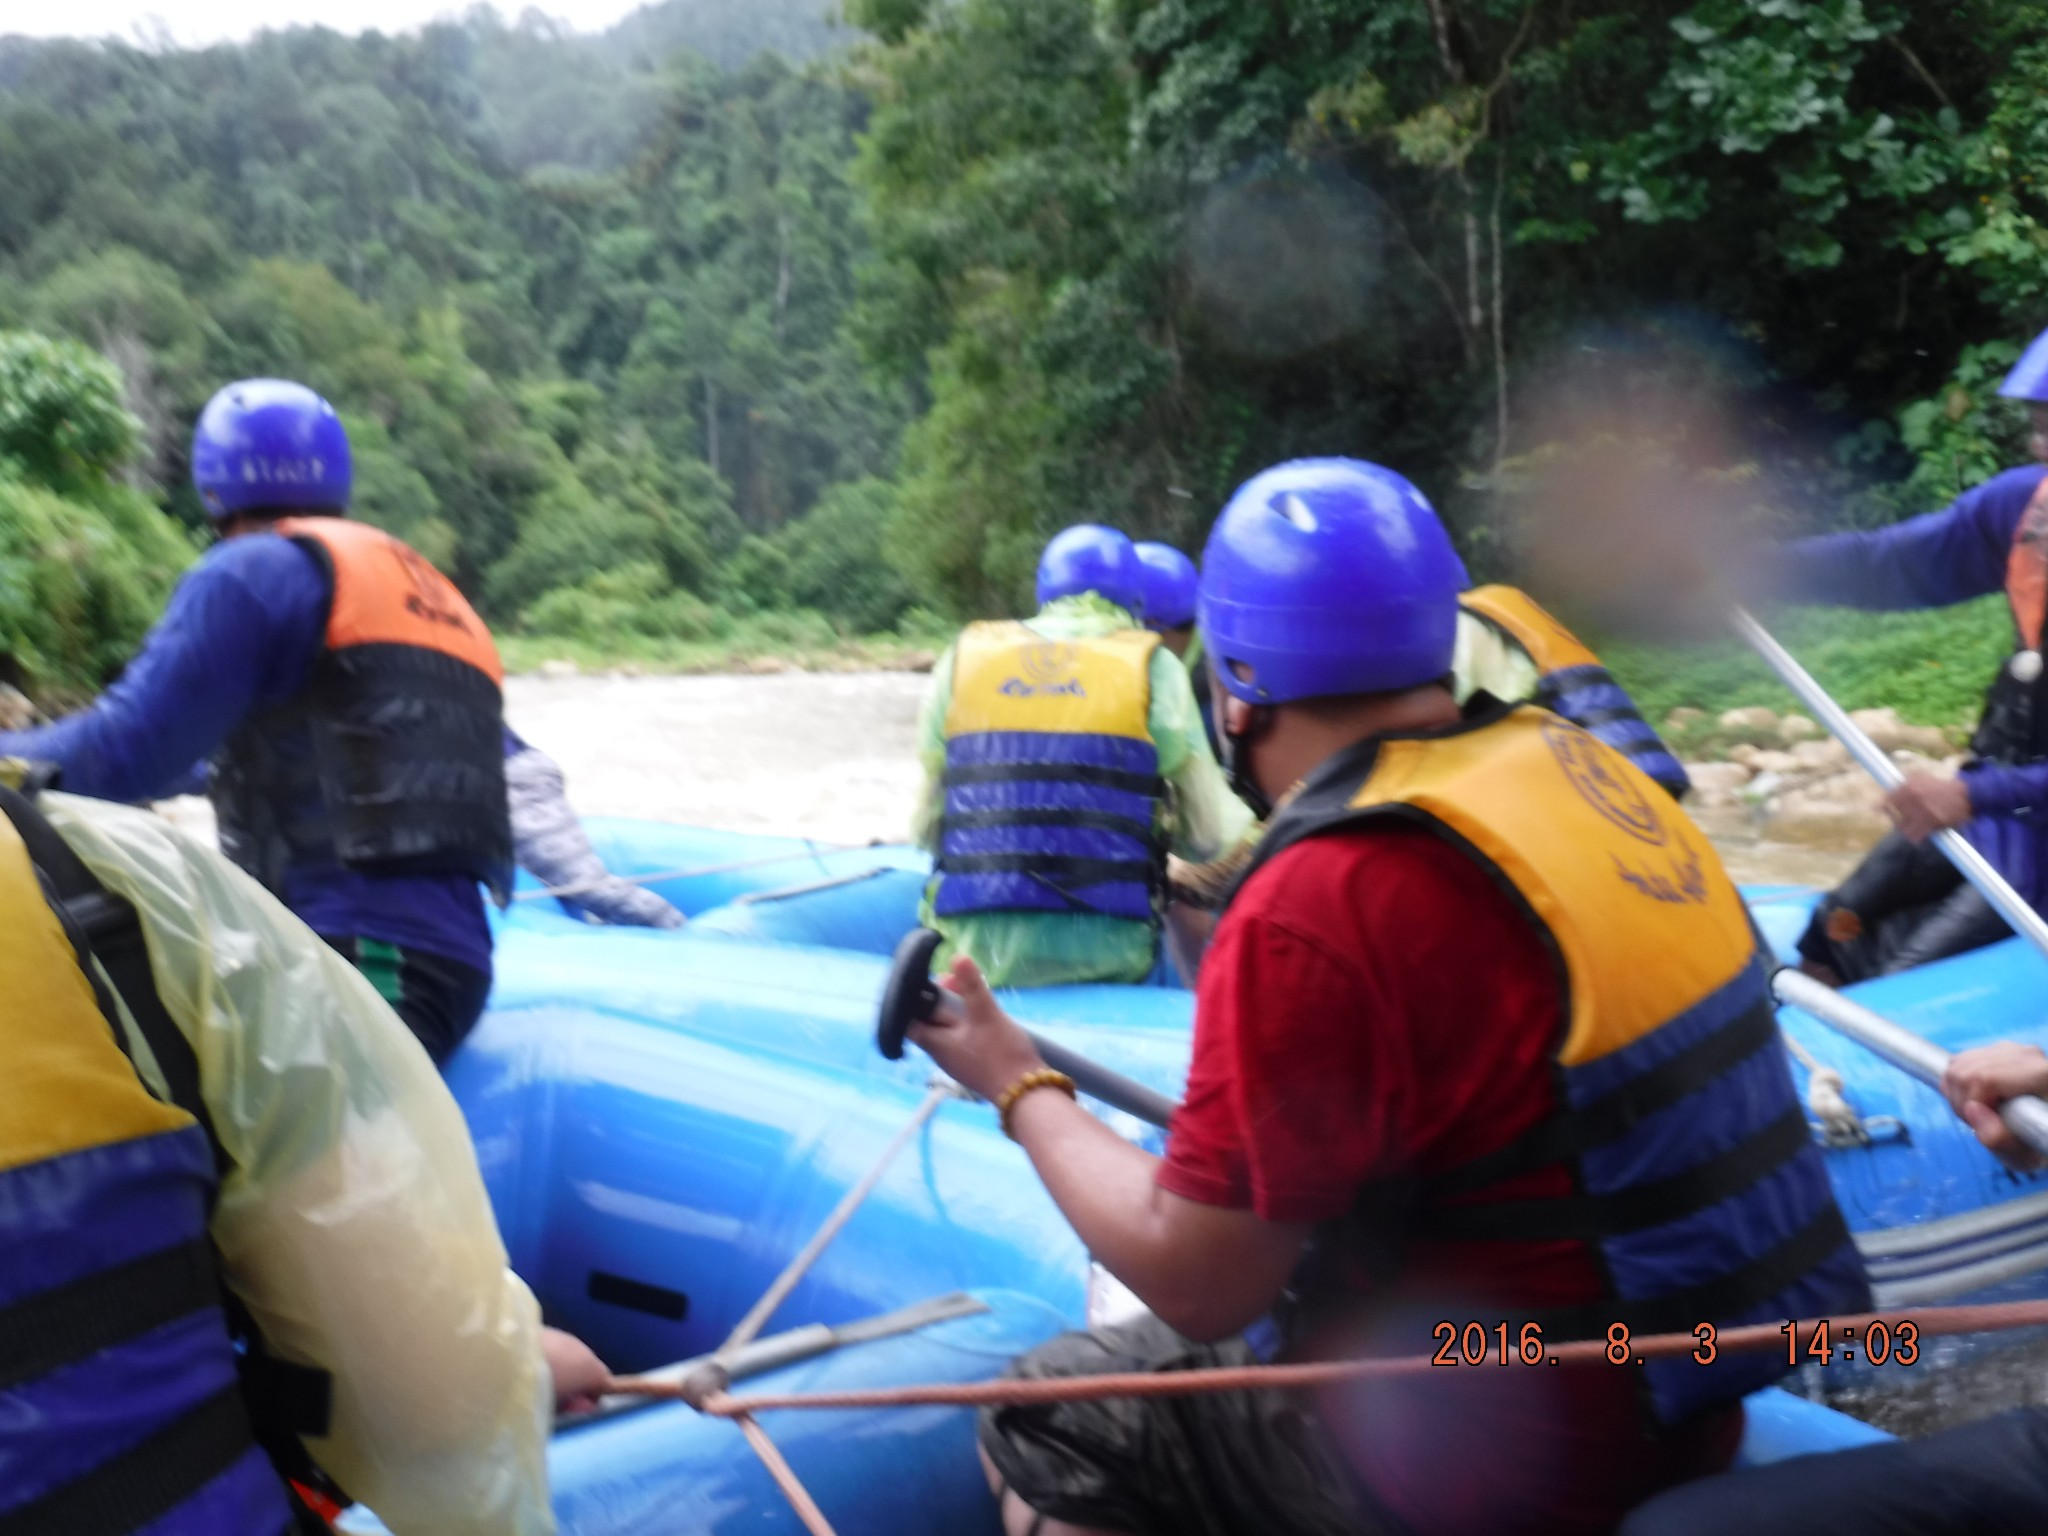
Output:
[
  {"xmin": 1774, "ymin": 969, "xmax": 2048, "ymax": 1158},
  {"xmin": 1730, "ymin": 606, "xmax": 2048, "ymax": 965},
  {"xmin": 915, "ymin": 987, "xmax": 1180, "ymax": 1130}
]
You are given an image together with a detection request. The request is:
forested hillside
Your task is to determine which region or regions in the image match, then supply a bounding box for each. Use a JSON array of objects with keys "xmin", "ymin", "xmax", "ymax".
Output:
[{"xmin": 4, "ymin": 0, "xmax": 2048, "ymax": 706}]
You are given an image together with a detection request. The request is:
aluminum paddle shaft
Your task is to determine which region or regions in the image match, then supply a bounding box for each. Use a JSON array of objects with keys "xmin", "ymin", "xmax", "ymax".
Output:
[
  {"xmin": 1730, "ymin": 605, "xmax": 2048, "ymax": 965},
  {"xmin": 1774, "ymin": 968, "xmax": 2048, "ymax": 1159}
]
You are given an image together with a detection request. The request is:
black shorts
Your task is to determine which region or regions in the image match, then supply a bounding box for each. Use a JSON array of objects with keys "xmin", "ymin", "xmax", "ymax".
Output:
[
  {"xmin": 977, "ymin": 1315, "xmax": 1382, "ymax": 1536},
  {"xmin": 319, "ymin": 934, "xmax": 491, "ymax": 1065}
]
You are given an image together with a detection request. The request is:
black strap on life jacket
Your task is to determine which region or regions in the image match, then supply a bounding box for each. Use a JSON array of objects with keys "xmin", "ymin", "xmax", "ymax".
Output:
[
  {"xmin": 0, "ymin": 1384, "xmax": 261, "ymax": 1536},
  {"xmin": 0, "ymin": 781, "xmax": 339, "ymax": 1527}
]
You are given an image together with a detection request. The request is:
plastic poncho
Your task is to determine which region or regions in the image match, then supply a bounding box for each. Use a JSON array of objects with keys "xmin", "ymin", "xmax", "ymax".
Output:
[{"xmin": 39, "ymin": 791, "xmax": 554, "ymax": 1536}]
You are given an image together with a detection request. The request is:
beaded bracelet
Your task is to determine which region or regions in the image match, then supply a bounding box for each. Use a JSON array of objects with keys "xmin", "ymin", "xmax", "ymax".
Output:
[{"xmin": 994, "ymin": 1067, "xmax": 1077, "ymax": 1140}]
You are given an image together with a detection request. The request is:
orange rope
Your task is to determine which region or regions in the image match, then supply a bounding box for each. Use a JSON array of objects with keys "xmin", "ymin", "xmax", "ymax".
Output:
[
  {"xmin": 606, "ymin": 1299, "xmax": 2048, "ymax": 1417},
  {"xmin": 733, "ymin": 1412, "xmax": 840, "ymax": 1536}
]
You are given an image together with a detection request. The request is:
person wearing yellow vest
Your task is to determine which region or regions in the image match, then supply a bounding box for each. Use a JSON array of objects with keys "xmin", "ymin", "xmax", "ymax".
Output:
[
  {"xmin": 1779, "ymin": 326, "xmax": 2048, "ymax": 982},
  {"xmin": 0, "ymin": 379, "xmax": 511, "ymax": 1063},
  {"xmin": 0, "ymin": 770, "xmax": 605, "ymax": 1535},
  {"xmin": 909, "ymin": 525, "xmax": 1255, "ymax": 988},
  {"xmin": 907, "ymin": 459, "xmax": 1867, "ymax": 1536}
]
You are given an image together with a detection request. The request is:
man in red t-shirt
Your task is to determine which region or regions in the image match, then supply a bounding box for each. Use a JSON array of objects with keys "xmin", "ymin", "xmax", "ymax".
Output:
[{"xmin": 910, "ymin": 458, "xmax": 1867, "ymax": 1536}]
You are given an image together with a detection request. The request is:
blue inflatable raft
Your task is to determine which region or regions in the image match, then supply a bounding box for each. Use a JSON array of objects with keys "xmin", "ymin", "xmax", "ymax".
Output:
[
  {"xmin": 344, "ymin": 940, "xmax": 1887, "ymax": 1536},
  {"xmin": 344, "ymin": 823, "xmax": 1935, "ymax": 1533},
  {"xmin": 512, "ymin": 819, "xmax": 2048, "ymax": 1311}
]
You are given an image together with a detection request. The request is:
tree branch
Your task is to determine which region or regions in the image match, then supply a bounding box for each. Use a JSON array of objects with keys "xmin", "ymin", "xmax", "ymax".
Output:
[{"xmin": 1889, "ymin": 36, "xmax": 1955, "ymax": 114}]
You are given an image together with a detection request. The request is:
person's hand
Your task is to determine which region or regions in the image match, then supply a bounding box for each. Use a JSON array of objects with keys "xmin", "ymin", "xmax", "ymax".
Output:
[
  {"xmin": 1943, "ymin": 1042, "xmax": 2048, "ymax": 1171},
  {"xmin": 1883, "ymin": 775, "xmax": 1972, "ymax": 844},
  {"xmin": 906, "ymin": 955, "xmax": 1047, "ymax": 1103},
  {"xmin": 541, "ymin": 1326, "xmax": 609, "ymax": 1415}
]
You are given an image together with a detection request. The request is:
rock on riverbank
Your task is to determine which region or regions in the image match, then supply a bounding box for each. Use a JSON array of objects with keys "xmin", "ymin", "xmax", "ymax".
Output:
[{"xmin": 1679, "ymin": 706, "xmax": 1962, "ymax": 849}]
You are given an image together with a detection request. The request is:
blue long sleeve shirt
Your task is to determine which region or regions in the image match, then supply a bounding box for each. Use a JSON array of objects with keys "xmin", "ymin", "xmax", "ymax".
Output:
[
  {"xmin": 1783, "ymin": 464, "xmax": 2048, "ymax": 904},
  {"xmin": 0, "ymin": 532, "xmax": 492, "ymax": 971}
]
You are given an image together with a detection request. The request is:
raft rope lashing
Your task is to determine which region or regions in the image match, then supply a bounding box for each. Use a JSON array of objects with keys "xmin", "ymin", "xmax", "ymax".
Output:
[
  {"xmin": 1778, "ymin": 1026, "xmax": 1893, "ymax": 1147},
  {"xmin": 612, "ymin": 1298, "xmax": 2048, "ymax": 1418},
  {"xmin": 606, "ymin": 1298, "xmax": 2048, "ymax": 1535},
  {"xmin": 716, "ymin": 1083, "xmax": 958, "ymax": 1360}
]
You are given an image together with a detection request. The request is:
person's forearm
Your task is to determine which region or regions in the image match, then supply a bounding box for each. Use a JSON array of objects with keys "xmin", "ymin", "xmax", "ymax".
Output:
[{"xmin": 1008, "ymin": 1090, "xmax": 1237, "ymax": 1337}]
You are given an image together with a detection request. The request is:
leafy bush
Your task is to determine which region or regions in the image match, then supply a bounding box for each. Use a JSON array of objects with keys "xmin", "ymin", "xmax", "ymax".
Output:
[
  {"xmin": 0, "ymin": 476, "xmax": 196, "ymax": 699},
  {"xmin": 521, "ymin": 561, "xmax": 729, "ymax": 646},
  {"xmin": 0, "ymin": 330, "xmax": 140, "ymax": 493},
  {"xmin": 0, "ymin": 328, "xmax": 195, "ymax": 699}
]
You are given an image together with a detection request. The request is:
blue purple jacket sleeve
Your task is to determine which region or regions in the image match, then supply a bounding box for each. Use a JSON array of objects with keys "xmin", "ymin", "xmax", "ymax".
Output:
[
  {"xmin": 1779, "ymin": 465, "xmax": 2047, "ymax": 611},
  {"xmin": 0, "ymin": 536, "xmax": 326, "ymax": 803}
]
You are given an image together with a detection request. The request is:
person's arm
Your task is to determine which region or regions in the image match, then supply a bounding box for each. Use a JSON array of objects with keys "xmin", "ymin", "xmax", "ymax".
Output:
[
  {"xmin": 1150, "ymin": 648, "xmax": 1257, "ymax": 863},
  {"xmin": 909, "ymin": 955, "xmax": 1309, "ymax": 1341},
  {"xmin": 0, "ymin": 539, "xmax": 323, "ymax": 802},
  {"xmin": 1778, "ymin": 467, "xmax": 2044, "ymax": 611},
  {"xmin": 44, "ymin": 791, "xmax": 560, "ymax": 1535},
  {"xmin": 908, "ymin": 645, "xmax": 956, "ymax": 851},
  {"xmin": 505, "ymin": 737, "xmax": 683, "ymax": 928},
  {"xmin": 1943, "ymin": 1042, "xmax": 2048, "ymax": 1170}
]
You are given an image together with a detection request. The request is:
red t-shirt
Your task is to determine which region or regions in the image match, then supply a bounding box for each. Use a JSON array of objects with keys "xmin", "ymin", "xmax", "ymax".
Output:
[{"xmin": 1160, "ymin": 825, "xmax": 1740, "ymax": 1536}]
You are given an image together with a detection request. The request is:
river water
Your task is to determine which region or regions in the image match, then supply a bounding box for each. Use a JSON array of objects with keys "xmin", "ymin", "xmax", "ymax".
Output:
[{"xmin": 505, "ymin": 669, "xmax": 1866, "ymax": 887}]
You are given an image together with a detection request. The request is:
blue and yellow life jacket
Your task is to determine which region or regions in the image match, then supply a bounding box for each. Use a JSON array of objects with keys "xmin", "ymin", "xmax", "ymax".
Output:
[
  {"xmin": 1459, "ymin": 585, "xmax": 1691, "ymax": 801},
  {"xmin": 935, "ymin": 621, "xmax": 1165, "ymax": 925},
  {"xmin": 0, "ymin": 786, "xmax": 303, "ymax": 1536},
  {"xmin": 1238, "ymin": 704, "xmax": 1869, "ymax": 1425}
]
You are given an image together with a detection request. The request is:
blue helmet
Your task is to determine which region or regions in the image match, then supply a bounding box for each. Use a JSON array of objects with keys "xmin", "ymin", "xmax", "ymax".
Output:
[
  {"xmin": 1133, "ymin": 542, "xmax": 1199, "ymax": 630},
  {"xmin": 1199, "ymin": 458, "xmax": 1469, "ymax": 704},
  {"xmin": 1036, "ymin": 524, "xmax": 1145, "ymax": 614},
  {"xmin": 2001, "ymin": 327, "xmax": 2048, "ymax": 404},
  {"xmin": 191, "ymin": 378, "xmax": 351, "ymax": 520}
]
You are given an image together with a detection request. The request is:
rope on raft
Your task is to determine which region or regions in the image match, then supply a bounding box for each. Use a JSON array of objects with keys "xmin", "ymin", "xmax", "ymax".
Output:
[{"xmin": 603, "ymin": 1299, "xmax": 2048, "ymax": 1535}]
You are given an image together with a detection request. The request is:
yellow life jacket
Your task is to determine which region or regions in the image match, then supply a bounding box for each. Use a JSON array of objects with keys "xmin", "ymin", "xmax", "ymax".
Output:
[
  {"xmin": 1458, "ymin": 585, "xmax": 1690, "ymax": 799},
  {"xmin": 1233, "ymin": 704, "xmax": 1868, "ymax": 1425},
  {"xmin": 936, "ymin": 621, "xmax": 1164, "ymax": 924},
  {"xmin": 0, "ymin": 788, "xmax": 298, "ymax": 1534}
]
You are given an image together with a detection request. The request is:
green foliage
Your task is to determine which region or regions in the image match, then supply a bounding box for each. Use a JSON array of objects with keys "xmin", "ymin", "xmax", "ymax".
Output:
[
  {"xmin": 0, "ymin": 330, "xmax": 140, "ymax": 492},
  {"xmin": 0, "ymin": 11, "xmax": 902, "ymax": 660},
  {"xmin": 1603, "ymin": 598, "xmax": 2012, "ymax": 735},
  {"xmin": 0, "ymin": 328, "xmax": 195, "ymax": 698},
  {"xmin": 522, "ymin": 561, "xmax": 728, "ymax": 645}
]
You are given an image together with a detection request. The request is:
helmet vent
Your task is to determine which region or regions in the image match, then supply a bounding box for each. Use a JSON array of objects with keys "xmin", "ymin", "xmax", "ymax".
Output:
[{"xmin": 1279, "ymin": 493, "xmax": 1319, "ymax": 533}]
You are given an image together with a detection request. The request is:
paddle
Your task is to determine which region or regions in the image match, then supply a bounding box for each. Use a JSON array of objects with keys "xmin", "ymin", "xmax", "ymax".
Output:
[
  {"xmin": 876, "ymin": 928, "xmax": 1181, "ymax": 1129},
  {"xmin": 1729, "ymin": 604, "xmax": 2048, "ymax": 965}
]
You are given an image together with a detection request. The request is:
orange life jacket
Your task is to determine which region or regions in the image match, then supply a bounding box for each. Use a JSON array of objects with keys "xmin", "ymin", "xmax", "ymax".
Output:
[{"xmin": 210, "ymin": 518, "xmax": 513, "ymax": 900}]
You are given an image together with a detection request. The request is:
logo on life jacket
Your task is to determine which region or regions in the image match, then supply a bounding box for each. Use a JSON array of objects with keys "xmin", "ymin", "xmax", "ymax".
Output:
[
  {"xmin": 999, "ymin": 641, "xmax": 1088, "ymax": 699},
  {"xmin": 390, "ymin": 542, "xmax": 475, "ymax": 634},
  {"xmin": 1543, "ymin": 718, "xmax": 1666, "ymax": 845}
]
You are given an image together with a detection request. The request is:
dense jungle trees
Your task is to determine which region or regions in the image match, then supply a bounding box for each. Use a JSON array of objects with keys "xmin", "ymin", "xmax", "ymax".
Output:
[{"xmin": 3, "ymin": 0, "xmax": 2047, "ymax": 692}]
